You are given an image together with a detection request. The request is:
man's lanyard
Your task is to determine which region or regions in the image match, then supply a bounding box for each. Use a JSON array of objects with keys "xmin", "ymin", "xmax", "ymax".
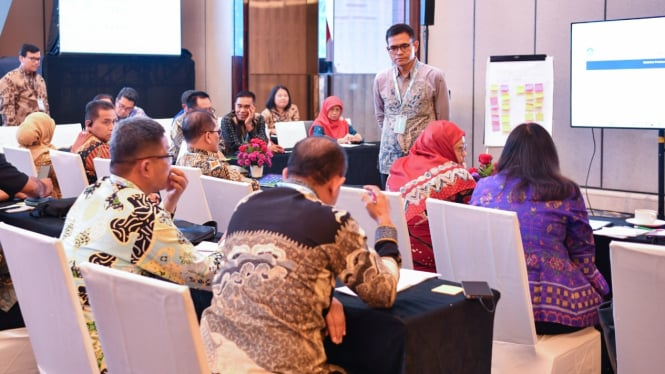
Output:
[{"xmin": 392, "ymin": 61, "xmax": 419, "ymax": 113}]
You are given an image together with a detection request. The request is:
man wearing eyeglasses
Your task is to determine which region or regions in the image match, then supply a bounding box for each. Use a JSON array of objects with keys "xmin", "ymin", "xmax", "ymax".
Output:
[
  {"xmin": 169, "ymin": 90, "xmax": 222, "ymax": 158},
  {"xmin": 373, "ymin": 23, "xmax": 450, "ymax": 188},
  {"xmin": 114, "ymin": 86, "xmax": 148, "ymax": 120},
  {"xmin": 0, "ymin": 43, "xmax": 49, "ymax": 126},
  {"xmin": 177, "ymin": 109, "xmax": 259, "ymax": 190},
  {"xmin": 60, "ymin": 117, "xmax": 223, "ymax": 372}
]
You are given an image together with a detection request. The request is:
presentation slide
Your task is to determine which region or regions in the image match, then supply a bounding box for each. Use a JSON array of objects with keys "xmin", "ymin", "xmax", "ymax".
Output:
[
  {"xmin": 571, "ymin": 17, "xmax": 665, "ymax": 129},
  {"xmin": 59, "ymin": 0, "xmax": 181, "ymax": 56}
]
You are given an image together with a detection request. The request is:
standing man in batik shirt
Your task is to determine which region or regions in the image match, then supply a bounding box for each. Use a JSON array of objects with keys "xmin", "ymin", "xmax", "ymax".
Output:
[
  {"xmin": 71, "ymin": 100, "xmax": 116, "ymax": 184},
  {"xmin": 177, "ymin": 110, "xmax": 258, "ymax": 190},
  {"xmin": 373, "ymin": 23, "xmax": 450, "ymax": 188},
  {"xmin": 0, "ymin": 43, "xmax": 49, "ymax": 126},
  {"xmin": 200, "ymin": 136, "xmax": 401, "ymax": 373},
  {"xmin": 60, "ymin": 117, "xmax": 223, "ymax": 372}
]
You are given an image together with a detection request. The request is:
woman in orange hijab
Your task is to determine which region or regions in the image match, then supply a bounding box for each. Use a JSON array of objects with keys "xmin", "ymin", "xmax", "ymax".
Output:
[
  {"xmin": 387, "ymin": 120, "xmax": 476, "ymax": 272},
  {"xmin": 309, "ymin": 96, "xmax": 362, "ymax": 144},
  {"xmin": 16, "ymin": 112, "xmax": 61, "ymax": 198}
]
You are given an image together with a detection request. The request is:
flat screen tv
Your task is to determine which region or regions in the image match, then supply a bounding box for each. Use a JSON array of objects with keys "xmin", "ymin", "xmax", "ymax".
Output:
[
  {"xmin": 58, "ymin": 0, "xmax": 181, "ymax": 56},
  {"xmin": 570, "ymin": 16, "xmax": 665, "ymax": 129}
]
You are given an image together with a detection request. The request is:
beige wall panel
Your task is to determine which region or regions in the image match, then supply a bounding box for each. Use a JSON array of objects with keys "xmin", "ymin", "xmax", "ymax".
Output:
[
  {"xmin": 181, "ymin": 0, "xmax": 206, "ymax": 92},
  {"xmin": 536, "ymin": 0, "xmax": 605, "ymax": 187},
  {"xmin": 330, "ymin": 74, "xmax": 380, "ymax": 142},
  {"xmin": 428, "ymin": 1, "xmax": 475, "ymax": 164},
  {"xmin": 0, "ymin": 0, "xmax": 52, "ymax": 55},
  {"xmin": 601, "ymin": 0, "xmax": 665, "ymax": 192},
  {"xmin": 471, "ymin": 0, "xmax": 535, "ymax": 164}
]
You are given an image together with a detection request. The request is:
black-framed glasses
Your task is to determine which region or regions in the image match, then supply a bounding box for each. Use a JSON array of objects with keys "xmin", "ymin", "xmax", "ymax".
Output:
[
  {"xmin": 387, "ymin": 43, "xmax": 412, "ymax": 54},
  {"xmin": 206, "ymin": 128, "xmax": 222, "ymax": 136},
  {"xmin": 115, "ymin": 153, "xmax": 174, "ymax": 163}
]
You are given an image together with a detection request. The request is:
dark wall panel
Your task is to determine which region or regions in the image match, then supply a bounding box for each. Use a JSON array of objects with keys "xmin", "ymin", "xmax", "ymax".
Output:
[{"xmin": 43, "ymin": 53, "xmax": 194, "ymax": 124}]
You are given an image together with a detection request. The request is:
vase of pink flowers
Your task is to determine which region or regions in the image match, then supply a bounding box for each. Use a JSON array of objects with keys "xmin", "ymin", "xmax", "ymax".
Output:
[{"xmin": 237, "ymin": 138, "xmax": 273, "ymax": 178}]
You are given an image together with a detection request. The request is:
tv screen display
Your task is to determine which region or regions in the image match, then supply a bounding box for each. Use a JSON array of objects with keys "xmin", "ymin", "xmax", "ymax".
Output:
[
  {"xmin": 58, "ymin": 0, "xmax": 181, "ymax": 56},
  {"xmin": 570, "ymin": 16, "xmax": 665, "ymax": 129}
]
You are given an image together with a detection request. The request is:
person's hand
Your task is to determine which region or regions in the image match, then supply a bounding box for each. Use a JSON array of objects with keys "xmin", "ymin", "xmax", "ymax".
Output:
[
  {"xmin": 70, "ymin": 131, "xmax": 91, "ymax": 152},
  {"xmin": 162, "ymin": 168, "xmax": 188, "ymax": 214},
  {"xmin": 269, "ymin": 143, "xmax": 284, "ymax": 153},
  {"xmin": 244, "ymin": 106, "xmax": 256, "ymax": 131},
  {"xmin": 325, "ymin": 297, "xmax": 346, "ymax": 344},
  {"xmin": 337, "ymin": 134, "xmax": 352, "ymax": 144},
  {"xmin": 362, "ymin": 185, "xmax": 393, "ymax": 226},
  {"xmin": 39, "ymin": 178, "xmax": 54, "ymax": 198}
]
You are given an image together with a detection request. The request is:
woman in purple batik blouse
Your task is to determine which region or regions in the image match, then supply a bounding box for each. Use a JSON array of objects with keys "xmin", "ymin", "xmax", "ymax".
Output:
[{"xmin": 470, "ymin": 122, "xmax": 609, "ymax": 334}]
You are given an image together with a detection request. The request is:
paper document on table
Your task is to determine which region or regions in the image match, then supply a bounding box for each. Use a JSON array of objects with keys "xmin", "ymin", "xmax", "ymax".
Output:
[
  {"xmin": 594, "ymin": 226, "xmax": 649, "ymax": 239},
  {"xmin": 589, "ymin": 219, "xmax": 612, "ymax": 230},
  {"xmin": 336, "ymin": 268, "xmax": 440, "ymax": 297},
  {"xmin": 195, "ymin": 241, "xmax": 219, "ymax": 253},
  {"xmin": 339, "ymin": 143, "xmax": 360, "ymax": 148}
]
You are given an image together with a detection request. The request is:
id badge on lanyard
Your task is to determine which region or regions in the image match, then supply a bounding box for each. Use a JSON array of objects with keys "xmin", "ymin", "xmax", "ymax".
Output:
[
  {"xmin": 391, "ymin": 63, "xmax": 418, "ymax": 136},
  {"xmin": 37, "ymin": 97, "xmax": 46, "ymax": 112}
]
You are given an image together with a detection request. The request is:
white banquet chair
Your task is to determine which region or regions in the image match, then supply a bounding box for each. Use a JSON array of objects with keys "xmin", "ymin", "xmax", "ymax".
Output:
[
  {"xmin": 335, "ymin": 186, "xmax": 413, "ymax": 269},
  {"xmin": 168, "ymin": 166, "xmax": 213, "ymax": 224},
  {"xmin": 79, "ymin": 262, "xmax": 209, "ymax": 374},
  {"xmin": 49, "ymin": 149, "xmax": 89, "ymax": 197},
  {"xmin": 426, "ymin": 199, "xmax": 600, "ymax": 374},
  {"xmin": 3, "ymin": 146, "xmax": 37, "ymax": 177},
  {"xmin": 0, "ymin": 222, "xmax": 98, "ymax": 373},
  {"xmin": 0, "ymin": 328, "xmax": 38, "ymax": 373},
  {"xmin": 200, "ymin": 175, "xmax": 253, "ymax": 232},
  {"xmin": 92, "ymin": 157, "xmax": 111, "ymax": 179},
  {"xmin": 610, "ymin": 240, "xmax": 665, "ymax": 374}
]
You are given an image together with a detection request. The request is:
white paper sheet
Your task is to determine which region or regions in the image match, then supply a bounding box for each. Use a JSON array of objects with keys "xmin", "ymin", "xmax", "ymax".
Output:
[{"xmin": 336, "ymin": 268, "xmax": 440, "ymax": 296}]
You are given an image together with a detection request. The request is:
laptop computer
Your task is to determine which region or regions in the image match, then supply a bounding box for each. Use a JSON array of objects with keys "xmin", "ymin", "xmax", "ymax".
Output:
[{"xmin": 274, "ymin": 121, "xmax": 308, "ymax": 149}]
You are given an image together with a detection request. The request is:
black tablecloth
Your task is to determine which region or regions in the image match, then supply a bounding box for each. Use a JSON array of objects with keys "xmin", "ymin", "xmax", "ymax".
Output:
[
  {"xmin": 264, "ymin": 142, "xmax": 382, "ymax": 187},
  {"xmin": 0, "ymin": 201, "xmax": 65, "ymax": 237},
  {"xmin": 326, "ymin": 278, "xmax": 499, "ymax": 374},
  {"xmin": 593, "ymin": 215, "xmax": 665, "ymax": 298}
]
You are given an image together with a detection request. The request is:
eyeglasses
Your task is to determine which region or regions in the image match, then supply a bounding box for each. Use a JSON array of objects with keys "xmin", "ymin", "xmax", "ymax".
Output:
[
  {"xmin": 454, "ymin": 143, "xmax": 467, "ymax": 153},
  {"xmin": 386, "ymin": 43, "xmax": 412, "ymax": 54},
  {"xmin": 115, "ymin": 153, "xmax": 174, "ymax": 163},
  {"xmin": 206, "ymin": 128, "xmax": 222, "ymax": 136}
]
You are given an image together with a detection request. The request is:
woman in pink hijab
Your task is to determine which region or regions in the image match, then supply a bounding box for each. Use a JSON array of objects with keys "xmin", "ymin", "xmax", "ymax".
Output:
[
  {"xmin": 16, "ymin": 112, "xmax": 61, "ymax": 198},
  {"xmin": 309, "ymin": 96, "xmax": 362, "ymax": 144},
  {"xmin": 387, "ymin": 120, "xmax": 476, "ymax": 272}
]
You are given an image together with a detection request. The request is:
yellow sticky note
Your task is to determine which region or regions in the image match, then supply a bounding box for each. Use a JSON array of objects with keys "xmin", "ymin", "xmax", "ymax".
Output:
[{"xmin": 432, "ymin": 284, "xmax": 463, "ymax": 295}]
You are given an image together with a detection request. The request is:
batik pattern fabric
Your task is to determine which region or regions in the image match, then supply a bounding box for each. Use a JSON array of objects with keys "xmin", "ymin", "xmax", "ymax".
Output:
[
  {"xmin": 200, "ymin": 184, "xmax": 401, "ymax": 373},
  {"xmin": 221, "ymin": 112, "xmax": 270, "ymax": 156},
  {"xmin": 73, "ymin": 133, "xmax": 110, "ymax": 184},
  {"xmin": 470, "ymin": 174, "xmax": 610, "ymax": 327},
  {"xmin": 373, "ymin": 60, "xmax": 449, "ymax": 174},
  {"xmin": 394, "ymin": 162, "xmax": 475, "ymax": 272},
  {"xmin": 261, "ymin": 104, "xmax": 300, "ymax": 130},
  {"xmin": 177, "ymin": 147, "xmax": 259, "ymax": 190},
  {"xmin": 60, "ymin": 175, "xmax": 224, "ymax": 372},
  {"xmin": 0, "ymin": 68, "xmax": 49, "ymax": 126}
]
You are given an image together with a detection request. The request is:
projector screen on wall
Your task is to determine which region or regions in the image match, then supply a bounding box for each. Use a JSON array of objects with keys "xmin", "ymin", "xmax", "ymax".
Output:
[
  {"xmin": 570, "ymin": 16, "xmax": 665, "ymax": 129},
  {"xmin": 58, "ymin": 0, "xmax": 181, "ymax": 55}
]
